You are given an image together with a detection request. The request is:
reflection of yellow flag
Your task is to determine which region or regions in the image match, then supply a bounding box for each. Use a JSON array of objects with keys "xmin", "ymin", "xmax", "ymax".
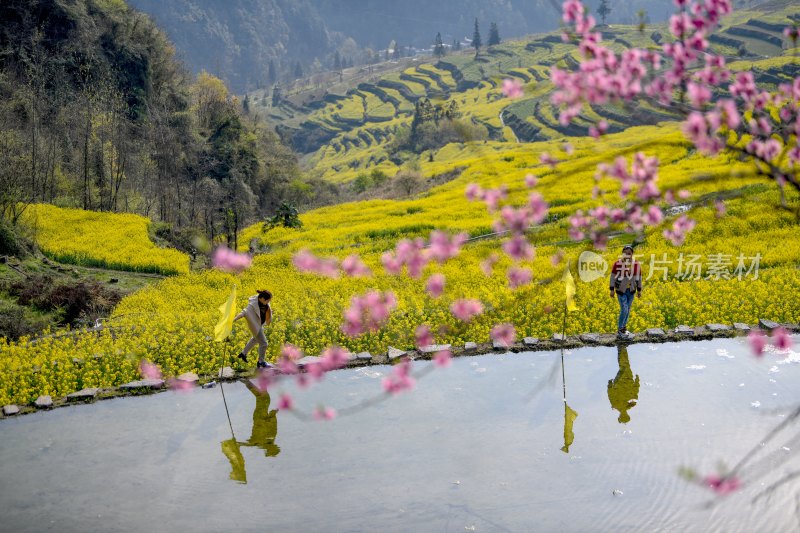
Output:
[
  {"xmin": 221, "ymin": 438, "xmax": 247, "ymax": 483},
  {"xmin": 561, "ymin": 403, "xmax": 578, "ymax": 453},
  {"xmin": 563, "ymin": 268, "xmax": 578, "ymax": 312},
  {"xmin": 214, "ymin": 285, "xmax": 237, "ymax": 342}
]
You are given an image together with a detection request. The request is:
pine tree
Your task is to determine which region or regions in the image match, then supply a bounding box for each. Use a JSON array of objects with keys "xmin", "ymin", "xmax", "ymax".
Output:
[
  {"xmin": 488, "ymin": 22, "xmax": 500, "ymax": 46},
  {"xmin": 433, "ymin": 32, "xmax": 446, "ymax": 58},
  {"xmin": 472, "ymin": 18, "xmax": 482, "ymax": 55},
  {"xmin": 333, "ymin": 51, "xmax": 342, "ymax": 71},
  {"xmin": 267, "ymin": 59, "xmax": 277, "ymax": 84},
  {"xmin": 293, "ymin": 61, "xmax": 303, "ymax": 79},
  {"xmin": 242, "ymin": 94, "xmax": 250, "ymax": 114},
  {"xmin": 271, "ymin": 84, "xmax": 282, "ymax": 106},
  {"xmin": 597, "ymin": 0, "xmax": 612, "ymax": 25},
  {"xmin": 453, "ymin": 39, "xmax": 461, "ymax": 51}
]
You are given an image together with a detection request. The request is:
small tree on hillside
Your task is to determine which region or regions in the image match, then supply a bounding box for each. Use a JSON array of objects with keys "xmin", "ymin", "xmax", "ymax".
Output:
[
  {"xmin": 433, "ymin": 32, "xmax": 446, "ymax": 58},
  {"xmin": 488, "ymin": 22, "xmax": 501, "ymax": 46},
  {"xmin": 263, "ymin": 202, "xmax": 302, "ymax": 232},
  {"xmin": 267, "ymin": 59, "xmax": 277, "ymax": 84},
  {"xmin": 271, "ymin": 84, "xmax": 282, "ymax": 107},
  {"xmin": 597, "ymin": 0, "xmax": 612, "ymax": 25},
  {"xmin": 472, "ymin": 18, "xmax": 482, "ymax": 55},
  {"xmin": 453, "ymin": 39, "xmax": 461, "ymax": 51}
]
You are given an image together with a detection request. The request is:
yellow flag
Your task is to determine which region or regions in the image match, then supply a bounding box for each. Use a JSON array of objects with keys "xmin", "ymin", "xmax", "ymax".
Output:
[
  {"xmin": 214, "ymin": 285, "xmax": 237, "ymax": 342},
  {"xmin": 561, "ymin": 403, "xmax": 578, "ymax": 453},
  {"xmin": 563, "ymin": 267, "xmax": 578, "ymax": 312},
  {"xmin": 221, "ymin": 438, "xmax": 247, "ymax": 483}
]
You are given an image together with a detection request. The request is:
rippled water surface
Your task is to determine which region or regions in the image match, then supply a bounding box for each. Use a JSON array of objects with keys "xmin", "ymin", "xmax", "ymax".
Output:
[{"xmin": 2, "ymin": 336, "xmax": 800, "ymax": 532}]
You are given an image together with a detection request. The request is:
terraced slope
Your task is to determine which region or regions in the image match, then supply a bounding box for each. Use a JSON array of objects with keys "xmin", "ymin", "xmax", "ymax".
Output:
[{"xmin": 249, "ymin": 3, "xmax": 800, "ymax": 184}]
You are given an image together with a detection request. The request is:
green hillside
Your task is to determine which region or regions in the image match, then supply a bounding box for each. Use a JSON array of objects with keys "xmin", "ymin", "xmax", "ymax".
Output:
[{"xmin": 253, "ymin": 2, "xmax": 800, "ymax": 184}]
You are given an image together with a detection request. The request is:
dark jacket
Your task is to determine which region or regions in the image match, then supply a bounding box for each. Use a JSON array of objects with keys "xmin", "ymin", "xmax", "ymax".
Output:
[{"xmin": 609, "ymin": 260, "xmax": 642, "ymax": 294}]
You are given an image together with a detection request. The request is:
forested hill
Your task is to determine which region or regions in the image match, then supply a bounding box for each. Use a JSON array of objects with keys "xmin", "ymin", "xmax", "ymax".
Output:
[
  {"xmin": 127, "ymin": 0, "xmax": 676, "ymax": 92},
  {"xmin": 0, "ymin": 0, "xmax": 317, "ymax": 247}
]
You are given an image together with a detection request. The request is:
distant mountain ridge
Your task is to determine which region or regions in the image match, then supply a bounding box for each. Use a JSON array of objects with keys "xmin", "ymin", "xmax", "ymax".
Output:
[{"xmin": 127, "ymin": 0, "xmax": 676, "ymax": 92}]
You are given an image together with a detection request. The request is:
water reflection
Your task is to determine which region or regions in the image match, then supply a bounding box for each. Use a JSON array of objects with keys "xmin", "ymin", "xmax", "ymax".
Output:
[
  {"xmin": 561, "ymin": 403, "xmax": 578, "ymax": 453},
  {"xmin": 607, "ymin": 345, "xmax": 640, "ymax": 424},
  {"xmin": 560, "ymin": 351, "xmax": 578, "ymax": 453},
  {"xmin": 221, "ymin": 380, "xmax": 280, "ymax": 483}
]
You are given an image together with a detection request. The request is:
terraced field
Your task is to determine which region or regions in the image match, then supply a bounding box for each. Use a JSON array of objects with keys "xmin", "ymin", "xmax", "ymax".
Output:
[{"xmin": 250, "ymin": 3, "xmax": 800, "ymax": 185}]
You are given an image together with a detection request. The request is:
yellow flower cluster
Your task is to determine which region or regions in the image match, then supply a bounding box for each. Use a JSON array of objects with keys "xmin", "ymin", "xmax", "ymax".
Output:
[{"xmin": 20, "ymin": 204, "xmax": 190, "ymax": 275}]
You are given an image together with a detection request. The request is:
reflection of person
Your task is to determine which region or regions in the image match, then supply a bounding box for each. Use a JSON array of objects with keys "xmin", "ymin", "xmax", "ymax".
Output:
[
  {"xmin": 241, "ymin": 379, "xmax": 281, "ymax": 457},
  {"xmin": 609, "ymin": 245, "xmax": 642, "ymax": 340},
  {"xmin": 607, "ymin": 344, "xmax": 640, "ymax": 424},
  {"xmin": 220, "ymin": 380, "xmax": 281, "ymax": 484},
  {"xmin": 234, "ymin": 290, "xmax": 273, "ymax": 368}
]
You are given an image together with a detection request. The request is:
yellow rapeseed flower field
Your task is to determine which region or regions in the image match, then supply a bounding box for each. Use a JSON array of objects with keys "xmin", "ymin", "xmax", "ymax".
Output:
[
  {"xmin": 1, "ymin": 124, "xmax": 798, "ymax": 406},
  {"xmin": 20, "ymin": 204, "xmax": 190, "ymax": 275}
]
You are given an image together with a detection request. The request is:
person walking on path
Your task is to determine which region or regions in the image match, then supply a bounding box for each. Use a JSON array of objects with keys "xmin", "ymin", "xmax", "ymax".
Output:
[
  {"xmin": 234, "ymin": 289, "xmax": 273, "ymax": 368},
  {"xmin": 609, "ymin": 245, "xmax": 642, "ymax": 340}
]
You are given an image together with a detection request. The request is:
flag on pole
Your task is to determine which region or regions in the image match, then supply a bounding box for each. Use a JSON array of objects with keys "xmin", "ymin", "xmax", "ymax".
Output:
[
  {"xmin": 561, "ymin": 403, "xmax": 578, "ymax": 453},
  {"xmin": 214, "ymin": 285, "xmax": 237, "ymax": 342},
  {"xmin": 221, "ymin": 438, "xmax": 246, "ymax": 483},
  {"xmin": 563, "ymin": 267, "xmax": 578, "ymax": 312}
]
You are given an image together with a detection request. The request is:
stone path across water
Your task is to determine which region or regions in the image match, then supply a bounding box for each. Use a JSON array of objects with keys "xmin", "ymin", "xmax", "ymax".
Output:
[{"xmin": 2, "ymin": 320, "xmax": 798, "ymax": 420}]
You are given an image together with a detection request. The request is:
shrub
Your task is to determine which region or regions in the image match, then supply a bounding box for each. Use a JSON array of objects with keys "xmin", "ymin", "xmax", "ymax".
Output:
[
  {"xmin": 353, "ymin": 173, "xmax": 374, "ymax": 193},
  {"xmin": 370, "ymin": 168, "xmax": 389, "ymax": 186},
  {"xmin": 263, "ymin": 202, "xmax": 303, "ymax": 232},
  {"xmin": 0, "ymin": 301, "xmax": 51, "ymax": 341},
  {"xmin": 10, "ymin": 274, "xmax": 122, "ymax": 326},
  {"xmin": 393, "ymin": 170, "xmax": 423, "ymax": 196},
  {"xmin": 0, "ymin": 218, "xmax": 28, "ymax": 257}
]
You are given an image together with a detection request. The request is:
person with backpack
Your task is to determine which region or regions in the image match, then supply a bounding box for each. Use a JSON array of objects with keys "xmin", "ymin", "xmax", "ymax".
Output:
[{"xmin": 609, "ymin": 245, "xmax": 642, "ymax": 340}]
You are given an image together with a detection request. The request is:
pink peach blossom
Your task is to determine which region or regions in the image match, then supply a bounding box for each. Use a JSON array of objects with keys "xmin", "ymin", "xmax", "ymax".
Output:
[
  {"xmin": 139, "ymin": 360, "xmax": 162, "ymax": 380},
  {"xmin": 748, "ymin": 330, "xmax": 768, "ymax": 357},
  {"xmin": 434, "ymin": 349, "xmax": 452, "ymax": 368},
  {"xmin": 313, "ymin": 406, "xmax": 337, "ymax": 421},
  {"xmin": 321, "ymin": 346, "xmax": 351, "ymax": 371},
  {"xmin": 773, "ymin": 327, "xmax": 793, "ymax": 351},
  {"xmin": 425, "ymin": 273, "xmax": 446, "ymax": 298},
  {"xmin": 277, "ymin": 393, "xmax": 294, "ymax": 410},
  {"xmin": 342, "ymin": 254, "xmax": 372, "ymax": 277},
  {"xmin": 503, "ymin": 235, "xmax": 534, "ymax": 261},
  {"xmin": 480, "ymin": 253, "xmax": 499, "ymax": 276},
  {"xmin": 293, "ymin": 249, "xmax": 340, "ymax": 278},
  {"xmin": 507, "ymin": 267, "xmax": 533, "ymax": 289},
  {"xmin": 212, "ymin": 246, "xmax": 253, "ymax": 274},
  {"xmin": 491, "ymin": 323, "xmax": 516, "ymax": 347},
  {"xmin": 450, "ymin": 299, "xmax": 484, "ymax": 322},
  {"xmin": 428, "ymin": 231, "xmax": 468, "ymax": 263},
  {"xmin": 465, "ymin": 183, "xmax": 484, "ymax": 201},
  {"xmin": 415, "ymin": 324, "xmax": 434, "ymax": 349},
  {"xmin": 382, "ymin": 359, "xmax": 416, "ymax": 395},
  {"xmin": 703, "ymin": 474, "xmax": 741, "ymax": 495},
  {"xmin": 501, "ymin": 78, "xmax": 524, "ymax": 99}
]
